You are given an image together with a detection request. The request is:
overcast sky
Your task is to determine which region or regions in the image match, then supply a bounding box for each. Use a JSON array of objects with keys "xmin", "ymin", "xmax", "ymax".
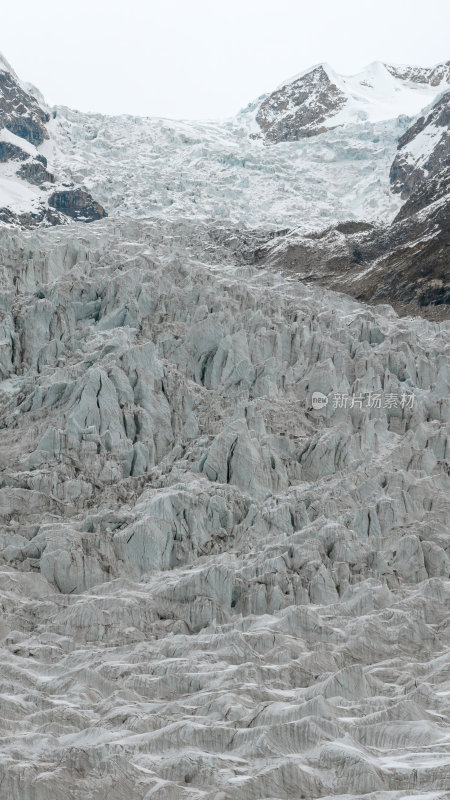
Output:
[{"xmin": 3, "ymin": 0, "xmax": 449, "ymax": 119}]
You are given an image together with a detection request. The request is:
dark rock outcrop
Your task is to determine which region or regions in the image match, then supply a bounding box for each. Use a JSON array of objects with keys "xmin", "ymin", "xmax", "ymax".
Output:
[
  {"xmin": 16, "ymin": 160, "xmax": 54, "ymax": 186},
  {"xmin": 256, "ymin": 66, "xmax": 347, "ymax": 142},
  {"xmin": 0, "ymin": 57, "xmax": 107, "ymax": 228},
  {"xmin": 0, "ymin": 68, "xmax": 49, "ymax": 145},
  {"xmin": 48, "ymin": 189, "xmax": 107, "ymax": 222},
  {"xmin": 390, "ymin": 91, "xmax": 450, "ymax": 218},
  {"xmin": 0, "ymin": 140, "xmax": 29, "ymax": 162},
  {"xmin": 0, "ymin": 206, "xmax": 62, "ymax": 226}
]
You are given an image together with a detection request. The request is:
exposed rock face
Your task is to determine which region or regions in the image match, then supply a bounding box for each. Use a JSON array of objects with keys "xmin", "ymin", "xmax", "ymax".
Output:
[
  {"xmin": 355, "ymin": 204, "xmax": 449, "ymax": 309},
  {"xmin": 385, "ymin": 60, "xmax": 450, "ymax": 86},
  {"xmin": 0, "ymin": 54, "xmax": 106, "ymax": 228},
  {"xmin": 0, "ymin": 217, "xmax": 449, "ymax": 798},
  {"xmin": 48, "ymin": 188, "xmax": 107, "ymax": 221},
  {"xmin": 0, "ymin": 139, "xmax": 29, "ymax": 162},
  {"xmin": 16, "ymin": 159, "xmax": 54, "ymax": 186},
  {"xmin": 256, "ymin": 65, "xmax": 347, "ymax": 141},
  {"xmin": 254, "ymin": 60, "xmax": 450, "ymax": 143},
  {"xmin": 0, "ymin": 205, "xmax": 62, "ymax": 226},
  {"xmin": 254, "ymin": 200, "xmax": 449, "ymax": 318},
  {"xmin": 0, "ymin": 61, "xmax": 49, "ymax": 145},
  {"xmin": 390, "ymin": 90, "xmax": 450, "ymax": 218}
]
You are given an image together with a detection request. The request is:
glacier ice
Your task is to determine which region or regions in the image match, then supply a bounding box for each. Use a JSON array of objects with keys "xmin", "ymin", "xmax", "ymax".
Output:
[{"xmin": 0, "ymin": 216, "xmax": 449, "ymax": 799}]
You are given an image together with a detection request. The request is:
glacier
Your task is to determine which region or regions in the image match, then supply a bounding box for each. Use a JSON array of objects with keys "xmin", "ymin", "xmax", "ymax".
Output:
[
  {"xmin": 44, "ymin": 110, "xmax": 406, "ymax": 229},
  {"xmin": 0, "ymin": 216, "xmax": 449, "ymax": 799},
  {"xmin": 0, "ymin": 57, "xmax": 449, "ymax": 800}
]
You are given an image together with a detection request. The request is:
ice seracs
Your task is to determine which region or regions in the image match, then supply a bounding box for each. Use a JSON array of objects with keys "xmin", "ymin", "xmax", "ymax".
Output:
[
  {"xmin": 0, "ymin": 53, "xmax": 449, "ymax": 799},
  {"xmin": 0, "ymin": 215, "xmax": 449, "ymax": 798}
]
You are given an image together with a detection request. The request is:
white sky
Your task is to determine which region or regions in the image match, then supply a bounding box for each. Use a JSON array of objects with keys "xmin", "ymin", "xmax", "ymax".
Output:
[{"xmin": 3, "ymin": 0, "xmax": 449, "ymax": 119}]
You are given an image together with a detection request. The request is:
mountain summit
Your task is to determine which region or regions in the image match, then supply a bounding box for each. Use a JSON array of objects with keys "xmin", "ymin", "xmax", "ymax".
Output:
[{"xmin": 253, "ymin": 60, "xmax": 450, "ymax": 141}]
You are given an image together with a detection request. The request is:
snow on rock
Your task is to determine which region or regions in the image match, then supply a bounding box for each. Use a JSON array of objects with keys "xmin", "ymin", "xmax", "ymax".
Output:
[
  {"xmin": 390, "ymin": 90, "xmax": 450, "ymax": 219},
  {"xmin": 0, "ymin": 54, "xmax": 106, "ymax": 227},
  {"xmin": 385, "ymin": 60, "xmax": 450, "ymax": 86},
  {"xmin": 0, "ymin": 56, "xmax": 448, "ymax": 231},
  {"xmin": 43, "ymin": 61, "xmax": 449, "ymax": 234},
  {"xmin": 0, "ymin": 126, "xmax": 39, "ymax": 157},
  {"xmin": 0, "ymin": 53, "xmax": 49, "ymax": 146},
  {"xmin": 253, "ymin": 60, "xmax": 450, "ymax": 142}
]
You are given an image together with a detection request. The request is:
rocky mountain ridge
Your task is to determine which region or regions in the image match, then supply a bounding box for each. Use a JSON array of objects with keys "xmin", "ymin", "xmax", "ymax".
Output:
[
  {"xmin": 385, "ymin": 61, "xmax": 450, "ymax": 85},
  {"xmin": 253, "ymin": 60, "xmax": 450, "ymax": 142},
  {"xmin": 390, "ymin": 89, "xmax": 450, "ymax": 217},
  {"xmin": 0, "ymin": 54, "xmax": 106, "ymax": 225}
]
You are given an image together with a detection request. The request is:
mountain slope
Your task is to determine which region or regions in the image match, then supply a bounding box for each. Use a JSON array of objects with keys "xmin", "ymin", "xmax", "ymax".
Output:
[
  {"xmin": 0, "ymin": 54, "xmax": 106, "ymax": 225},
  {"xmin": 251, "ymin": 87, "xmax": 450, "ymax": 318},
  {"xmin": 0, "ymin": 53, "xmax": 49, "ymax": 145},
  {"xmin": 42, "ymin": 59, "xmax": 448, "ymax": 318},
  {"xmin": 1, "ymin": 54, "xmax": 448, "ymax": 321},
  {"xmin": 390, "ymin": 89, "xmax": 450, "ymax": 218}
]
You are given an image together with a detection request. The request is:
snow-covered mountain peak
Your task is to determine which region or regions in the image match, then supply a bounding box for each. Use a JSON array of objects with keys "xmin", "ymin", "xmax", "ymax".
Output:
[
  {"xmin": 254, "ymin": 60, "xmax": 450, "ymax": 141},
  {"xmin": 273, "ymin": 61, "xmax": 338, "ymax": 90},
  {"xmin": 385, "ymin": 59, "xmax": 450, "ymax": 86}
]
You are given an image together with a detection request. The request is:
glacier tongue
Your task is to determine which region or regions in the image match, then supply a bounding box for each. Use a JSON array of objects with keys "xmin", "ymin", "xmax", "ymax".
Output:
[{"xmin": 0, "ymin": 216, "xmax": 449, "ymax": 799}]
